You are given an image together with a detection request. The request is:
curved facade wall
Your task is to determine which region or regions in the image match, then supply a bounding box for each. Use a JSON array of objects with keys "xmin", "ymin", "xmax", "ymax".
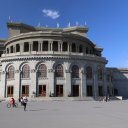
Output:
[{"xmin": 0, "ymin": 23, "xmax": 109, "ymax": 99}]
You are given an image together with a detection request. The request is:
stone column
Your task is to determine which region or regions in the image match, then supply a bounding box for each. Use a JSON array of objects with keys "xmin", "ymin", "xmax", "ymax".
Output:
[
  {"xmin": 40, "ymin": 41, "xmax": 42, "ymax": 51},
  {"xmin": 20, "ymin": 43, "xmax": 24, "ymax": 53},
  {"xmin": 80, "ymin": 70, "xmax": 86, "ymax": 97},
  {"xmin": 30, "ymin": 69, "xmax": 37, "ymax": 97},
  {"xmin": 93, "ymin": 70, "xmax": 98, "ymax": 99},
  {"xmin": 65, "ymin": 69, "xmax": 71, "ymax": 97},
  {"xmin": 38, "ymin": 41, "xmax": 42, "ymax": 52},
  {"xmin": 48, "ymin": 69, "xmax": 55, "ymax": 96},
  {"xmin": 60, "ymin": 41, "xmax": 63, "ymax": 52},
  {"xmin": 103, "ymin": 70, "xmax": 107, "ymax": 96},
  {"xmin": 49, "ymin": 41, "xmax": 52, "ymax": 51},
  {"xmin": 68, "ymin": 44, "xmax": 70, "ymax": 52},
  {"xmin": 0, "ymin": 71, "xmax": 6, "ymax": 98},
  {"xmin": 14, "ymin": 70, "xmax": 20, "ymax": 98},
  {"xmin": 29, "ymin": 42, "xmax": 32, "ymax": 52},
  {"xmin": 13, "ymin": 45, "xmax": 16, "ymax": 53}
]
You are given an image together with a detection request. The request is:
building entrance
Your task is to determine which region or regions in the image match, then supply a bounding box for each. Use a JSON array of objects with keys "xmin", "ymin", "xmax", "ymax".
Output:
[
  {"xmin": 7, "ymin": 86, "xmax": 13, "ymax": 97},
  {"xmin": 73, "ymin": 85, "xmax": 79, "ymax": 97},
  {"xmin": 22, "ymin": 85, "xmax": 29, "ymax": 97},
  {"xmin": 56, "ymin": 85, "xmax": 63, "ymax": 97},
  {"xmin": 39, "ymin": 85, "xmax": 46, "ymax": 96},
  {"xmin": 87, "ymin": 85, "xmax": 93, "ymax": 96}
]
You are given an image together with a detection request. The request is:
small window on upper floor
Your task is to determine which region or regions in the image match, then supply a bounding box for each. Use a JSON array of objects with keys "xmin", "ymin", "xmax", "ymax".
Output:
[
  {"xmin": 24, "ymin": 42, "xmax": 29, "ymax": 52},
  {"xmin": 62, "ymin": 42, "xmax": 68, "ymax": 51},
  {"xmin": 33, "ymin": 41, "xmax": 38, "ymax": 51},
  {"xmin": 53, "ymin": 41, "xmax": 58, "ymax": 51},
  {"xmin": 86, "ymin": 47, "xmax": 89, "ymax": 54},
  {"xmin": 16, "ymin": 44, "xmax": 20, "ymax": 52},
  {"xmin": 79, "ymin": 45, "xmax": 83, "ymax": 53},
  {"xmin": 72, "ymin": 43, "xmax": 76, "ymax": 52},
  {"xmin": 43, "ymin": 41, "xmax": 48, "ymax": 51},
  {"xmin": 10, "ymin": 46, "xmax": 13, "ymax": 53}
]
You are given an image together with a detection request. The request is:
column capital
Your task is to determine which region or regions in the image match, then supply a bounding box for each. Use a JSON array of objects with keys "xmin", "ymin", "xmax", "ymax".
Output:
[{"xmin": 48, "ymin": 69, "xmax": 54, "ymax": 73}]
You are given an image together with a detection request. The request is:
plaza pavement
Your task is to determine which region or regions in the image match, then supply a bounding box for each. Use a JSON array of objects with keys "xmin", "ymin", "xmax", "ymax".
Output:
[{"xmin": 0, "ymin": 100, "xmax": 128, "ymax": 128}]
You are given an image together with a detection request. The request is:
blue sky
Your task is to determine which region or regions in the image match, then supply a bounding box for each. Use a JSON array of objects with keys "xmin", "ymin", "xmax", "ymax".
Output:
[{"xmin": 0, "ymin": 0, "xmax": 128, "ymax": 68}]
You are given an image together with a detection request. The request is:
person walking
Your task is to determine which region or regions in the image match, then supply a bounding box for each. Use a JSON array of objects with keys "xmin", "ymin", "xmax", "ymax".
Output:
[
  {"xmin": 10, "ymin": 97, "xmax": 15, "ymax": 107},
  {"xmin": 22, "ymin": 96, "xmax": 28, "ymax": 111}
]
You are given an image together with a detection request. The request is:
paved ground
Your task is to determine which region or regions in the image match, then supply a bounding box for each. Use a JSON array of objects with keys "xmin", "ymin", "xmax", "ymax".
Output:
[{"xmin": 0, "ymin": 100, "xmax": 128, "ymax": 128}]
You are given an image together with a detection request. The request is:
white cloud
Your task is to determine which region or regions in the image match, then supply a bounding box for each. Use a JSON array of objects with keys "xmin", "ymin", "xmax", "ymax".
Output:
[{"xmin": 42, "ymin": 9, "xmax": 60, "ymax": 19}]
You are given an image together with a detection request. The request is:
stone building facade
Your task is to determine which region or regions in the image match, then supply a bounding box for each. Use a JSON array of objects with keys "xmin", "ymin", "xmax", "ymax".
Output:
[{"xmin": 0, "ymin": 22, "xmax": 126, "ymax": 99}]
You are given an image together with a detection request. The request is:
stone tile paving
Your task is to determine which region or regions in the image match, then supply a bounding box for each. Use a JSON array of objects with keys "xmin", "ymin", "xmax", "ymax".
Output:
[{"xmin": 0, "ymin": 100, "xmax": 128, "ymax": 128}]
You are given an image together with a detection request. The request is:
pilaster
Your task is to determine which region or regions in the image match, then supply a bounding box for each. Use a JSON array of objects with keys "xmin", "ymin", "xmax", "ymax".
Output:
[
  {"xmin": 65, "ymin": 69, "xmax": 71, "ymax": 97},
  {"xmin": 80, "ymin": 70, "xmax": 86, "ymax": 97}
]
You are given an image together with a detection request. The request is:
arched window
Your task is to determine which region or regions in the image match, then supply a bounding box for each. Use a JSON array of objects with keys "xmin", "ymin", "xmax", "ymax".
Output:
[
  {"xmin": 72, "ymin": 65, "xmax": 79, "ymax": 78},
  {"xmin": 55, "ymin": 64, "xmax": 63, "ymax": 77},
  {"xmin": 86, "ymin": 66, "xmax": 92, "ymax": 79},
  {"xmin": 22, "ymin": 64, "xmax": 30, "ymax": 78},
  {"xmin": 8, "ymin": 66, "xmax": 15, "ymax": 79},
  {"xmin": 98, "ymin": 67, "xmax": 103, "ymax": 80},
  {"xmin": 38, "ymin": 64, "xmax": 47, "ymax": 78},
  {"xmin": 72, "ymin": 43, "xmax": 76, "ymax": 52}
]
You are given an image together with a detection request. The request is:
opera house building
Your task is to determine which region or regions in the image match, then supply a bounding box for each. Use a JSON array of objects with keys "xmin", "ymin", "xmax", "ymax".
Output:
[{"xmin": 0, "ymin": 22, "xmax": 128, "ymax": 100}]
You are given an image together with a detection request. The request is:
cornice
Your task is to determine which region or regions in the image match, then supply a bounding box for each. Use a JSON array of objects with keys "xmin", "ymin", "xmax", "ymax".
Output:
[{"xmin": 0, "ymin": 55, "xmax": 108, "ymax": 64}]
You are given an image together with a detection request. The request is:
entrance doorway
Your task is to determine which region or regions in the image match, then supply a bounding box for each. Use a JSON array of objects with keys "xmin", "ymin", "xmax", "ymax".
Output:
[
  {"xmin": 87, "ymin": 85, "xmax": 93, "ymax": 96},
  {"xmin": 39, "ymin": 85, "xmax": 46, "ymax": 96},
  {"xmin": 22, "ymin": 85, "xmax": 29, "ymax": 97},
  {"xmin": 98, "ymin": 86, "xmax": 103, "ymax": 96},
  {"xmin": 56, "ymin": 85, "xmax": 63, "ymax": 97},
  {"xmin": 7, "ymin": 86, "xmax": 13, "ymax": 97},
  {"xmin": 73, "ymin": 85, "xmax": 79, "ymax": 97}
]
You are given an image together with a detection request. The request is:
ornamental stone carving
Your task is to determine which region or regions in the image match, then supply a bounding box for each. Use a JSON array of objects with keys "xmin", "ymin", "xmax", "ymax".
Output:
[
  {"xmin": 31, "ymin": 69, "xmax": 36, "ymax": 73},
  {"xmin": 2, "ymin": 71, "xmax": 5, "ymax": 74},
  {"xmin": 81, "ymin": 69, "xmax": 85, "ymax": 74},
  {"xmin": 65, "ymin": 69, "xmax": 71, "ymax": 73},
  {"xmin": 15, "ymin": 70, "xmax": 20, "ymax": 73},
  {"xmin": 48, "ymin": 69, "xmax": 54, "ymax": 73}
]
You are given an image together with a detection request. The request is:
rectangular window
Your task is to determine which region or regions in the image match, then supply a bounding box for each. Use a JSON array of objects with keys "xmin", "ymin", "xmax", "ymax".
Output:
[
  {"xmin": 39, "ymin": 85, "xmax": 46, "ymax": 96},
  {"xmin": 22, "ymin": 85, "xmax": 29, "ymax": 97},
  {"xmin": 7, "ymin": 86, "xmax": 13, "ymax": 97}
]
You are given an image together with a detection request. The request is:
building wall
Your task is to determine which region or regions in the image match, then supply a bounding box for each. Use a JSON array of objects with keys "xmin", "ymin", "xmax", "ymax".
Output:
[
  {"xmin": 0, "ymin": 57, "xmax": 107, "ymax": 98},
  {"xmin": 0, "ymin": 22, "xmax": 110, "ymax": 99}
]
